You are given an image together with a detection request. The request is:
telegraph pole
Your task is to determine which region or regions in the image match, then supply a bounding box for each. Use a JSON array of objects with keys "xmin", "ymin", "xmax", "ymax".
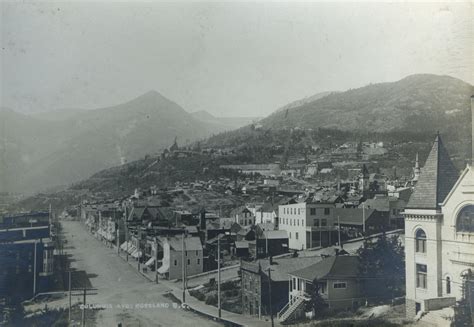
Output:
[
  {"xmin": 126, "ymin": 227, "xmax": 129, "ymax": 261},
  {"xmin": 81, "ymin": 287, "xmax": 86, "ymax": 327},
  {"xmin": 182, "ymin": 232, "xmax": 186, "ymax": 303},
  {"xmin": 218, "ymin": 235, "xmax": 221, "ymax": 319},
  {"xmin": 116, "ymin": 223, "xmax": 120, "ymax": 255},
  {"xmin": 68, "ymin": 270, "xmax": 72, "ymax": 323},
  {"xmin": 362, "ymin": 203, "xmax": 366, "ymax": 234},
  {"xmin": 155, "ymin": 237, "xmax": 159, "ymax": 284},
  {"xmin": 33, "ymin": 240, "xmax": 37, "ymax": 296},
  {"xmin": 267, "ymin": 267, "xmax": 274, "ymax": 327},
  {"xmin": 337, "ymin": 215, "xmax": 341, "ymax": 247}
]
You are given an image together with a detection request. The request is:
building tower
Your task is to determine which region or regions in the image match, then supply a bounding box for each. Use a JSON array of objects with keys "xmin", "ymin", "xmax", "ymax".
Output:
[
  {"xmin": 358, "ymin": 164, "xmax": 370, "ymax": 192},
  {"xmin": 412, "ymin": 153, "xmax": 421, "ymax": 184}
]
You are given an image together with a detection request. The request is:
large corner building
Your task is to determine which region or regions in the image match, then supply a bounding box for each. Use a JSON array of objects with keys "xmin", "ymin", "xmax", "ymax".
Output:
[{"xmin": 404, "ymin": 96, "xmax": 474, "ymax": 318}]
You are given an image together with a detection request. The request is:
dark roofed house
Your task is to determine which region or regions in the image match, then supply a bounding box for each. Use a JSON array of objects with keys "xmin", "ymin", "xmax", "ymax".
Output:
[
  {"xmin": 333, "ymin": 207, "xmax": 389, "ymax": 237},
  {"xmin": 406, "ymin": 133, "xmax": 459, "ymax": 210},
  {"xmin": 254, "ymin": 230, "xmax": 288, "ymax": 259},
  {"xmin": 279, "ymin": 255, "xmax": 384, "ymax": 322},
  {"xmin": 240, "ymin": 256, "xmax": 320, "ymax": 318}
]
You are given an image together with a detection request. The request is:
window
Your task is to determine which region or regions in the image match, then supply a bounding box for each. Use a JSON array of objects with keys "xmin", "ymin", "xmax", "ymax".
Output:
[
  {"xmin": 174, "ymin": 260, "xmax": 177, "ymax": 266},
  {"xmin": 310, "ymin": 208, "xmax": 316, "ymax": 215},
  {"xmin": 197, "ymin": 259, "xmax": 200, "ymax": 265},
  {"xmin": 314, "ymin": 219, "xmax": 320, "ymax": 227},
  {"xmin": 456, "ymin": 205, "xmax": 474, "ymax": 233},
  {"xmin": 196, "ymin": 250, "xmax": 198, "ymax": 256},
  {"xmin": 298, "ymin": 209, "xmax": 300, "ymax": 215},
  {"xmin": 289, "ymin": 232, "xmax": 291, "ymax": 239},
  {"xmin": 292, "ymin": 278, "xmax": 296, "ymax": 290},
  {"xmin": 321, "ymin": 219, "xmax": 327, "ymax": 227},
  {"xmin": 446, "ymin": 276, "xmax": 451, "ymax": 294},
  {"xmin": 324, "ymin": 208, "xmax": 330, "ymax": 215},
  {"xmin": 333, "ymin": 282, "xmax": 346, "ymax": 289},
  {"xmin": 185, "ymin": 251, "xmax": 188, "ymax": 256},
  {"xmin": 415, "ymin": 229, "xmax": 427, "ymax": 253},
  {"xmin": 416, "ymin": 264, "xmax": 427, "ymax": 289},
  {"xmin": 297, "ymin": 220, "xmax": 299, "ymax": 226},
  {"xmin": 187, "ymin": 259, "xmax": 190, "ymax": 265},
  {"xmin": 296, "ymin": 232, "xmax": 299, "ymax": 240}
]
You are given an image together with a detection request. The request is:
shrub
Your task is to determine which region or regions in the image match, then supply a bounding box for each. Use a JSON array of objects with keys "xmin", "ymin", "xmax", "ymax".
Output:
[
  {"xmin": 205, "ymin": 294, "xmax": 218, "ymax": 306},
  {"xmin": 221, "ymin": 281, "xmax": 236, "ymax": 291},
  {"xmin": 189, "ymin": 290, "xmax": 205, "ymax": 301}
]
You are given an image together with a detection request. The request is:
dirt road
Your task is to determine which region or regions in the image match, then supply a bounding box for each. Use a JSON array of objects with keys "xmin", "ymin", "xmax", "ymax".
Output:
[{"xmin": 61, "ymin": 220, "xmax": 222, "ymax": 327}]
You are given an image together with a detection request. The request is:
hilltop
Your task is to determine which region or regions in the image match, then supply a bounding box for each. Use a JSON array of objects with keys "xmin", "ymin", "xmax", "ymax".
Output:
[{"xmin": 0, "ymin": 91, "xmax": 252, "ymax": 194}]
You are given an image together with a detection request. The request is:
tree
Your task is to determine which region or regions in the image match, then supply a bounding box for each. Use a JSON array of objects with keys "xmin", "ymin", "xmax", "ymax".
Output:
[
  {"xmin": 357, "ymin": 233, "xmax": 405, "ymax": 298},
  {"xmin": 306, "ymin": 278, "xmax": 328, "ymax": 317}
]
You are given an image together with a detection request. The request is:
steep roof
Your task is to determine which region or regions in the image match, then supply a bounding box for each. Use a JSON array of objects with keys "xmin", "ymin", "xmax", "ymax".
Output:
[
  {"xmin": 290, "ymin": 255, "xmax": 360, "ymax": 281},
  {"xmin": 407, "ymin": 134, "xmax": 459, "ymax": 209},
  {"xmin": 241, "ymin": 256, "xmax": 322, "ymax": 282}
]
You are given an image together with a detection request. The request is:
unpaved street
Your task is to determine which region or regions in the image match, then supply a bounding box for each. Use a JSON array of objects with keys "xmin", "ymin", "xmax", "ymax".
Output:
[{"xmin": 62, "ymin": 220, "xmax": 222, "ymax": 327}]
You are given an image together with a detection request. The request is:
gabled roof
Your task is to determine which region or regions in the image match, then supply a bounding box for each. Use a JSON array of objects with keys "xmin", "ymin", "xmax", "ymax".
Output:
[
  {"xmin": 262, "ymin": 230, "xmax": 288, "ymax": 239},
  {"xmin": 333, "ymin": 208, "xmax": 376, "ymax": 225},
  {"xmin": 290, "ymin": 255, "xmax": 360, "ymax": 281},
  {"xmin": 407, "ymin": 134, "xmax": 459, "ymax": 209},
  {"xmin": 163, "ymin": 236, "xmax": 203, "ymax": 251}
]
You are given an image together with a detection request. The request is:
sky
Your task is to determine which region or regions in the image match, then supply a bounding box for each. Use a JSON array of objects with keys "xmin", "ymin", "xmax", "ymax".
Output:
[{"xmin": 1, "ymin": 1, "xmax": 473, "ymax": 117}]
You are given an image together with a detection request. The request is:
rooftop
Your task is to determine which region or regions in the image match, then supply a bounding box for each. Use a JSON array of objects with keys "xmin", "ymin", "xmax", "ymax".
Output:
[
  {"xmin": 290, "ymin": 255, "xmax": 360, "ymax": 281},
  {"xmin": 406, "ymin": 134, "xmax": 459, "ymax": 209}
]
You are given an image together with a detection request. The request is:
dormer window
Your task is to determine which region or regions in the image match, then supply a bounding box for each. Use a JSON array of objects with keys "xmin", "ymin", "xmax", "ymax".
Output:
[
  {"xmin": 415, "ymin": 229, "xmax": 426, "ymax": 253},
  {"xmin": 456, "ymin": 205, "xmax": 474, "ymax": 233}
]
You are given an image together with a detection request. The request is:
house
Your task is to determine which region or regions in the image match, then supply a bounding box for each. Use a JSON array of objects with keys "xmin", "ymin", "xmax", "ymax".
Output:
[
  {"xmin": 255, "ymin": 230, "xmax": 289, "ymax": 258},
  {"xmin": 333, "ymin": 207, "xmax": 390, "ymax": 237},
  {"xmin": 255, "ymin": 203, "xmax": 278, "ymax": 225},
  {"xmin": 156, "ymin": 235, "xmax": 203, "ymax": 280},
  {"xmin": 240, "ymin": 256, "xmax": 320, "ymax": 317},
  {"xmin": 280, "ymin": 255, "xmax": 385, "ymax": 322},
  {"xmin": 231, "ymin": 206, "xmax": 254, "ymax": 226},
  {"xmin": 278, "ymin": 198, "xmax": 337, "ymax": 250},
  {"xmin": 404, "ymin": 132, "xmax": 474, "ymax": 318},
  {"xmin": 360, "ymin": 195, "xmax": 406, "ymax": 229},
  {"xmin": 234, "ymin": 241, "xmax": 250, "ymax": 258}
]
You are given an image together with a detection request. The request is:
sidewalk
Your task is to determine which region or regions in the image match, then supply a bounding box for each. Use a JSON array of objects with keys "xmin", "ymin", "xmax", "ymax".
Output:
[{"xmin": 172, "ymin": 289, "xmax": 282, "ymax": 327}]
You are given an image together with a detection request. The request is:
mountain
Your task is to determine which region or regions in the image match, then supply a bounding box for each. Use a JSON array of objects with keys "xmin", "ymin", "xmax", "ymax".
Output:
[
  {"xmin": 275, "ymin": 91, "xmax": 336, "ymax": 112},
  {"xmin": 191, "ymin": 110, "xmax": 261, "ymax": 129},
  {"xmin": 262, "ymin": 74, "xmax": 473, "ymax": 134},
  {"xmin": 0, "ymin": 91, "xmax": 243, "ymax": 194}
]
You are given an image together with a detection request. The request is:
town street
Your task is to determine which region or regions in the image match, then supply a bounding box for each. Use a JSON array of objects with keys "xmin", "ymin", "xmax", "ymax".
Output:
[{"xmin": 61, "ymin": 220, "xmax": 222, "ymax": 327}]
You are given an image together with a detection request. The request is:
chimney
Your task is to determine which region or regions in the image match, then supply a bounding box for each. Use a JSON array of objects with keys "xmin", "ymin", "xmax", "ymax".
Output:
[{"xmin": 471, "ymin": 96, "xmax": 474, "ymax": 165}]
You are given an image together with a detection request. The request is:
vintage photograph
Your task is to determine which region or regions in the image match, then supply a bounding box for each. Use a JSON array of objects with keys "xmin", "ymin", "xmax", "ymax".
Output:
[{"xmin": 0, "ymin": 1, "xmax": 473, "ymax": 326}]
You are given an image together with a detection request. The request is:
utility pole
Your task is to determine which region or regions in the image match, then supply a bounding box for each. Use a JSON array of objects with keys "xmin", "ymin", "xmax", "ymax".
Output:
[
  {"xmin": 218, "ymin": 235, "xmax": 221, "ymax": 319},
  {"xmin": 337, "ymin": 215, "xmax": 341, "ymax": 247},
  {"xmin": 116, "ymin": 223, "xmax": 120, "ymax": 255},
  {"xmin": 182, "ymin": 232, "xmax": 186, "ymax": 303},
  {"xmin": 155, "ymin": 238, "xmax": 159, "ymax": 284},
  {"xmin": 49, "ymin": 203, "xmax": 52, "ymax": 237},
  {"xmin": 362, "ymin": 203, "xmax": 366, "ymax": 234},
  {"xmin": 267, "ymin": 267, "xmax": 274, "ymax": 327},
  {"xmin": 126, "ymin": 227, "xmax": 129, "ymax": 262},
  {"xmin": 81, "ymin": 287, "xmax": 86, "ymax": 327},
  {"xmin": 68, "ymin": 270, "xmax": 72, "ymax": 323},
  {"xmin": 33, "ymin": 240, "xmax": 37, "ymax": 296}
]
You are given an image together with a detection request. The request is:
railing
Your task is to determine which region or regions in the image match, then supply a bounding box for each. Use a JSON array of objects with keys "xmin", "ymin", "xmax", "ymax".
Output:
[{"xmin": 277, "ymin": 301, "xmax": 290, "ymax": 320}]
